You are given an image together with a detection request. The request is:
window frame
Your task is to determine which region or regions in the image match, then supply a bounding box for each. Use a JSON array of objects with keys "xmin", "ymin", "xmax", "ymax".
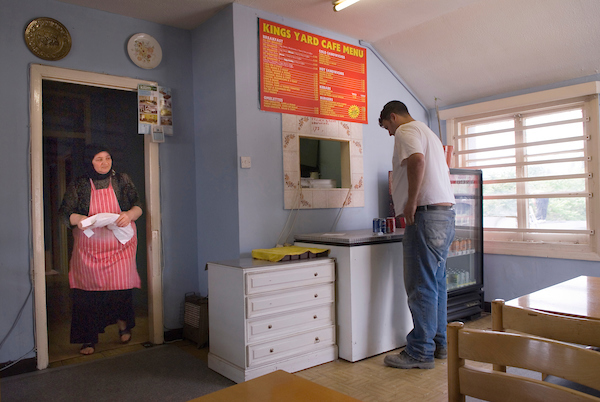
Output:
[{"xmin": 440, "ymin": 82, "xmax": 600, "ymax": 261}]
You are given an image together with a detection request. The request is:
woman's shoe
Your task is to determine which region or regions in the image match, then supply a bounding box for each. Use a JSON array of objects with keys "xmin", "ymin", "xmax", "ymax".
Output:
[
  {"xmin": 119, "ymin": 328, "xmax": 132, "ymax": 344},
  {"xmin": 80, "ymin": 343, "xmax": 95, "ymax": 355}
]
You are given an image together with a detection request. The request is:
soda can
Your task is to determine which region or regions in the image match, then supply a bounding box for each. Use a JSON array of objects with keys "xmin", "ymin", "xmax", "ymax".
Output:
[
  {"xmin": 373, "ymin": 218, "xmax": 381, "ymax": 234},
  {"xmin": 379, "ymin": 218, "xmax": 386, "ymax": 234},
  {"xmin": 386, "ymin": 217, "xmax": 396, "ymax": 233}
]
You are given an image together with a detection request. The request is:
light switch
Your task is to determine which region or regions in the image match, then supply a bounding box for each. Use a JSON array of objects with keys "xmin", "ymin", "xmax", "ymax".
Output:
[{"xmin": 240, "ymin": 156, "xmax": 251, "ymax": 169}]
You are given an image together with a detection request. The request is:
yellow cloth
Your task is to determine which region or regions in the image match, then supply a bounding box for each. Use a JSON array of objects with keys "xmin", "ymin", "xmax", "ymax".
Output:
[{"xmin": 251, "ymin": 246, "xmax": 330, "ymax": 262}]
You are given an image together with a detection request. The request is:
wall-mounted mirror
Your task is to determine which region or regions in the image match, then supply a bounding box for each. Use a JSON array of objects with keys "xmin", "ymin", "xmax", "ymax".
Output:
[{"xmin": 282, "ymin": 114, "xmax": 364, "ymax": 209}]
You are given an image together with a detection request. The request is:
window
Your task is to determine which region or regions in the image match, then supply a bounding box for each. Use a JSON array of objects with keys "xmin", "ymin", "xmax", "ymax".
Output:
[
  {"xmin": 299, "ymin": 138, "xmax": 345, "ymax": 188},
  {"xmin": 441, "ymin": 83, "xmax": 600, "ymax": 260},
  {"xmin": 282, "ymin": 113, "xmax": 364, "ymax": 209}
]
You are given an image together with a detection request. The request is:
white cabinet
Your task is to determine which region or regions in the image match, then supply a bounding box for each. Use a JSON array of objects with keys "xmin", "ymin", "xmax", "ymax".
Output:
[{"xmin": 207, "ymin": 258, "xmax": 338, "ymax": 383}]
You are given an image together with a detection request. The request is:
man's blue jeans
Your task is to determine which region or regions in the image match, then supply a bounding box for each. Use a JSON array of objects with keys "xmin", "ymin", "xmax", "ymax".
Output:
[{"xmin": 403, "ymin": 208, "xmax": 455, "ymax": 362}]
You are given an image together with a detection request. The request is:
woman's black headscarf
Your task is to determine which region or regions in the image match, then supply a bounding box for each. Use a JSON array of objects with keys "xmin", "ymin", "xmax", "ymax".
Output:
[{"xmin": 84, "ymin": 144, "xmax": 114, "ymax": 180}]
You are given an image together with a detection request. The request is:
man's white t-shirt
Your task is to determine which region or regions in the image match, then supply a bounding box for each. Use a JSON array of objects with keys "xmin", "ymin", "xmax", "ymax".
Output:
[{"xmin": 391, "ymin": 120, "xmax": 455, "ymax": 214}]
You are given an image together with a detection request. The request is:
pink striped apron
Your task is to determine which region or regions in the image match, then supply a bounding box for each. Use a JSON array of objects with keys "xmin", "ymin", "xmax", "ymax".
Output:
[{"xmin": 69, "ymin": 179, "xmax": 141, "ymax": 291}]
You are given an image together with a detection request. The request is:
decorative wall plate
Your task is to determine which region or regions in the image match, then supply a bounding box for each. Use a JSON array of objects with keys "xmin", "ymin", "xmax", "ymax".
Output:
[
  {"xmin": 24, "ymin": 17, "xmax": 72, "ymax": 61},
  {"xmin": 127, "ymin": 33, "xmax": 162, "ymax": 69}
]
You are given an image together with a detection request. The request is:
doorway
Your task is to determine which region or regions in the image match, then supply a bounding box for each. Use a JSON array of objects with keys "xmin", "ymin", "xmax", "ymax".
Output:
[
  {"xmin": 43, "ymin": 80, "xmax": 149, "ymax": 362},
  {"xmin": 30, "ymin": 65, "xmax": 164, "ymax": 369}
]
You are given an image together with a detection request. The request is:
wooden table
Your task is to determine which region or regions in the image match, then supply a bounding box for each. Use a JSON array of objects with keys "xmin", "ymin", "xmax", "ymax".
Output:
[
  {"xmin": 506, "ymin": 275, "xmax": 600, "ymax": 320},
  {"xmin": 188, "ymin": 370, "xmax": 361, "ymax": 402}
]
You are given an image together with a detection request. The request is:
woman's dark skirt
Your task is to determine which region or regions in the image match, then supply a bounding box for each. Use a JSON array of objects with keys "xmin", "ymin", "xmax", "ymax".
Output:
[{"xmin": 70, "ymin": 288, "xmax": 136, "ymax": 344}]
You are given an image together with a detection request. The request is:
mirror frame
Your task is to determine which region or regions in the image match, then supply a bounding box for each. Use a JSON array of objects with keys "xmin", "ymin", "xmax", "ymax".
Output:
[{"xmin": 282, "ymin": 113, "xmax": 364, "ymax": 209}]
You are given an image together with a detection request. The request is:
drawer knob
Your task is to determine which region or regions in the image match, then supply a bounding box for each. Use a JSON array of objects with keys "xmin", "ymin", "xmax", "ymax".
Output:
[
  {"xmin": 314, "ymin": 294, "xmax": 318, "ymax": 298},
  {"xmin": 315, "ymin": 337, "xmax": 320, "ymax": 343},
  {"xmin": 313, "ymin": 315, "xmax": 317, "ymax": 319},
  {"xmin": 314, "ymin": 272, "xmax": 318, "ymax": 277},
  {"xmin": 268, "ymin": 324, "xmax": 272, "ymax": 329},
  {"xmin": 270, "ymin": 348, "xmax": 274, "ymax": 353}
]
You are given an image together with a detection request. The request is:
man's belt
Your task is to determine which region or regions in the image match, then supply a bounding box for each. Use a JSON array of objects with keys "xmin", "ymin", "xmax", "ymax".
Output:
[{"xmin": 416, "ymin": 205, "xmax": 454, "ymax": 211}]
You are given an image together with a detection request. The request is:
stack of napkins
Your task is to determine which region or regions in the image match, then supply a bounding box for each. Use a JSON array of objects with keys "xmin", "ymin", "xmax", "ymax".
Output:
[{"xmin": 80, "ymin": 213, "xmax": 134, "ymax": 244}]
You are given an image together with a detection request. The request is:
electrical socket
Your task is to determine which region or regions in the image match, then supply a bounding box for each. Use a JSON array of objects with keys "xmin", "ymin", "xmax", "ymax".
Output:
[{"xmin": 240, "ymin": 156, "xmax": 251, "ymax": 169}]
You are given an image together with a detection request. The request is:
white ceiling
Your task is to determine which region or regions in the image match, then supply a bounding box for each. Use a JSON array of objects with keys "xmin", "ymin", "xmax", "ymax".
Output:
[{"xmin": 56, "ymin": 0, "xmax": 600, "ymax": 109}]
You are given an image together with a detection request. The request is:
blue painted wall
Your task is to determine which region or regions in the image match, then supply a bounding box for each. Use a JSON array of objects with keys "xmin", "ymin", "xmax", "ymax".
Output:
[
  {"xmin": 484, "ymin": 254, "xmax": 600, "ymax": 301},
  {"xmin": 192, "ymin": 6, "xmax": 240, "ymax": 297},
  {"xmin": 0, "ymin": 0, "xmax": 197, "ymax": 362}
]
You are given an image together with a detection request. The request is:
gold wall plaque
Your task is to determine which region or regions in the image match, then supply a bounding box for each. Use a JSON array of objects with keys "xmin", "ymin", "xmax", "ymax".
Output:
[{"xmin": 25, "ymin": 17, "xmax": 72, "ymax": 61}]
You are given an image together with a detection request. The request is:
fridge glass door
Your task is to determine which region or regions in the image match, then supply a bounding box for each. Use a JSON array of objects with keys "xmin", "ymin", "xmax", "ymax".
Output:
[{"xmin": 447, "ymin": 171, "xmax": 482, "ymax": 292}]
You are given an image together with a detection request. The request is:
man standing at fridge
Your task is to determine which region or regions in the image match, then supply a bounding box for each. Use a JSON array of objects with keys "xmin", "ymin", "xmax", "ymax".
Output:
[{"xmin": 379, "ymin": 100, "xmax": 455, "ymax": 369}]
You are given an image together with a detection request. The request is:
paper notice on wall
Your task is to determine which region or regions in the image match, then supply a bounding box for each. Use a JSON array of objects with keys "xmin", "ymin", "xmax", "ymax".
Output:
[
  {"xmin": 138, "ymin": 84, "xmax": 159, "ymax": 134},
  {"xmin": 158, "ymin": 86, "xmax": 173, "ymax": 136},
  {"xmin": 137, "ymin": 84, "xmax": 173, "ymax": 136}
]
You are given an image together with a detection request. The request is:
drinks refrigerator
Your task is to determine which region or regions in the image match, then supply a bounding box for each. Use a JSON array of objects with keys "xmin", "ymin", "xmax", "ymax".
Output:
[{"xmin": 446, "ymin": 168, "xmax": 484, "ymax": 321}]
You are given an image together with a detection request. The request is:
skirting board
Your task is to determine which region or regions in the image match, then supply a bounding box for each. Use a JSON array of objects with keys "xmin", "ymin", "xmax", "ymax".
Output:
[{"xmin": 208, "ymin": 345, "xmax": 338, "ymax": 383}]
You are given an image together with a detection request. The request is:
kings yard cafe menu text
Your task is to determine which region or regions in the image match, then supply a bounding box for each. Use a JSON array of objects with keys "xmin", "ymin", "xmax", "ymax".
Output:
[{"xmin": 259, "ymin": 19, "xmax": 367, "ymax": 124}]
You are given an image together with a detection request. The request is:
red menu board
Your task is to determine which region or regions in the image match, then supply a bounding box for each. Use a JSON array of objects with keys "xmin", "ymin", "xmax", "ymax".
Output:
[{"xmin": 259, "ymin": 19, "xmax": 367, "ymax": 124}]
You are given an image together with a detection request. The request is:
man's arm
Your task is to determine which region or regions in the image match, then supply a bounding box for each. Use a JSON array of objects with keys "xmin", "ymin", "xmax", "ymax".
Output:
[{"xmin": 403, "ymin": 153, "xmax": 425, "ymax": 226}]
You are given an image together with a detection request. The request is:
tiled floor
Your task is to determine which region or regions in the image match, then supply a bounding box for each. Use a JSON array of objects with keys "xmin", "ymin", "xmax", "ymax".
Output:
[{"xmin": 295, "ymin": 313, "xmax": 492, "ymax": 402}]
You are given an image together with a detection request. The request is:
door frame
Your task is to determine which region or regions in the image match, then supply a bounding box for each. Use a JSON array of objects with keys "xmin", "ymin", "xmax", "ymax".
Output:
[{"xmin": 30, "ymin": 64, "xmax": 164, "ymax": 369}]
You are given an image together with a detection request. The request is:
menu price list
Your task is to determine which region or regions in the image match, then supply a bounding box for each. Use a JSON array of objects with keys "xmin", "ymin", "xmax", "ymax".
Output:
[{"xmin": 259, "ymin": 19, "xmax": 367, "ymax": 124}]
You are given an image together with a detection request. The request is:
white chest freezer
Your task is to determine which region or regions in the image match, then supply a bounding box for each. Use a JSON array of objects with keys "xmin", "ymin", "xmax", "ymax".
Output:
[{"xmin": 295, "ymin": 228, "xmax": 412, "ymax": 362}]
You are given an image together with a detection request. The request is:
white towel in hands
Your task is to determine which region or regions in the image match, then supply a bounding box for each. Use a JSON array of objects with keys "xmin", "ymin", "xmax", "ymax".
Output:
[{"xmin": 80, "ymin": 213, "xmax": 134, "ymax": 244}]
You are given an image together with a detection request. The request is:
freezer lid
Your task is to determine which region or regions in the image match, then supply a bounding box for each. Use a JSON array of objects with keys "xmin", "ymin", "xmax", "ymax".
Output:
[{"xmin": 295, "ymin": 228, "xmax": 404, "ymax": 246}]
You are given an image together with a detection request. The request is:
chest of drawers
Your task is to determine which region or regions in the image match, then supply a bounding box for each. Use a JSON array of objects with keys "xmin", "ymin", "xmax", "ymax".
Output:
[{"xmin": 207, "ymin": 258, "xmax": 338, "ymax": 383}]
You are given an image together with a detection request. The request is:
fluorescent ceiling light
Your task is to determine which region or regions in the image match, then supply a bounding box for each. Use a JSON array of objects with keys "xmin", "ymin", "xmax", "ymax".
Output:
[{"xmin": 333, "ymin": 0, "xmax": 361, "ymax": 12}]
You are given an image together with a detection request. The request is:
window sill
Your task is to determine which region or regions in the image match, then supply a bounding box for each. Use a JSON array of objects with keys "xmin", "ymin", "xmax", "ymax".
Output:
[{"xmin": 484, "ymin": 240, "xmax": 600, "ymax": 261}]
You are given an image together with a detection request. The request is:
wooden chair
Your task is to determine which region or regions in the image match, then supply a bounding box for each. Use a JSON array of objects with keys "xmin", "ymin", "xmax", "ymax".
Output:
[
  {"xmin": 447, "ymin": 321, "xmax": 600, "ymax": 402},
  {"xmin": 491, "ymin": 299, "xmax": 600, "ymax": 348},
  {"xmin": 491, "ymin": 299, "xmax": 600, "ymax": 372},
  {"xmin": 491, "ymin": 298, "xmax": 600, "ymax": 397}
]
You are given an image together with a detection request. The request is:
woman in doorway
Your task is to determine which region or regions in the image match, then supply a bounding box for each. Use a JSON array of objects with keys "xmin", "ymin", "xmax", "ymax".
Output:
[{"xmin": 59, "ymin": 144, "xmax": 143, "ymax": 355}]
